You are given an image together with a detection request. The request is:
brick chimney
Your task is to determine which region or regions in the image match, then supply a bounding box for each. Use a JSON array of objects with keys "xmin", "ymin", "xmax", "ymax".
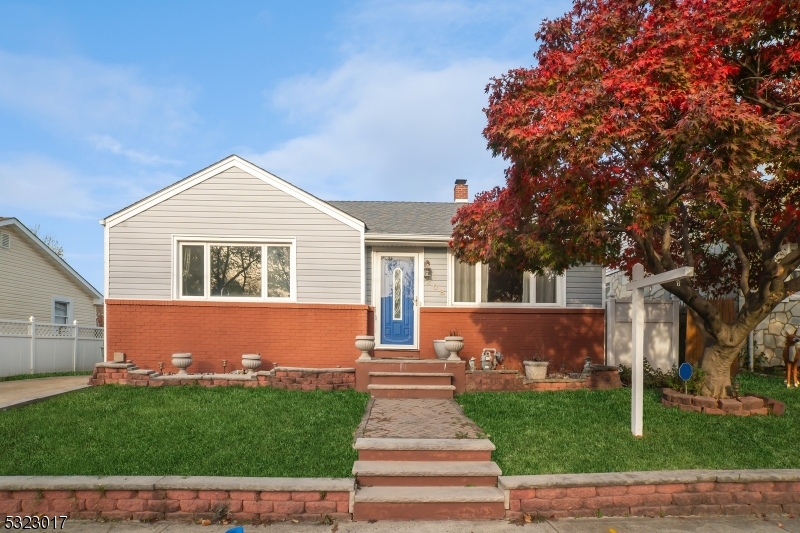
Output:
[{"xmin": 454, "ymin": 179, "xmax": 468, "ymax": 203}]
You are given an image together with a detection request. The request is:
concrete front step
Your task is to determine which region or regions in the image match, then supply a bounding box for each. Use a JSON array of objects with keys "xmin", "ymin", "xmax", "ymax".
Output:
[
  {"xmin": 355, "ymin": 438, "xmax": 495, "ymax": 462},
  {"xmin": 369, "ymin": 372, "xmax": 453, "ymax": 387},
  {"xmin": 356, "ymin": 359, "xmax": 466, "ymax": 393},
  {"xmin": 367, "ymin": 384, "xmax": 455, "ymax": 399},
  {"xmin": 354, "ymin": 460, "xmax": 501, "ymax": 486},
  {"xmin": 353, "ymin": 486, "xmax": 505, "ymax": 520}
]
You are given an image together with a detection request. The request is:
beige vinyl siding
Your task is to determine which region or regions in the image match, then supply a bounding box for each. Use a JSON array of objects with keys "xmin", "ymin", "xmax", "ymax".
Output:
[
  {"xmin": 0, "ymin": 227, "xmax": 97, "ymax": 324},
  {"xmin": 423, "ymin": 247, "xmax": 448, "ymax": 306},
  {"xmin": 566, "ymin": 264, "xmax": 603, "ymax": 307},
  {"xmin": 108, "ymin": 168, "xmax": 362, "ymax": 303}
]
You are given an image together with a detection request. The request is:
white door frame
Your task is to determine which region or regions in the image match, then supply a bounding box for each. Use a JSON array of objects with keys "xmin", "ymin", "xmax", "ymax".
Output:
[{"xmin": 372, "ymin": 249, "xmax": 423, "ymax": 350}]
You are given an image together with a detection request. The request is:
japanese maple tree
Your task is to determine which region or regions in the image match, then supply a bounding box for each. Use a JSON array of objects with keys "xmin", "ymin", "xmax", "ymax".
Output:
[{"xmin": 452, "ymin": 0, "xmax": 800, "ymax": 398}]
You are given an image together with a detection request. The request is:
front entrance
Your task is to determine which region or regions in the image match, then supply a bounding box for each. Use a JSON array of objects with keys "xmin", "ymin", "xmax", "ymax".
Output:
[{"xmin": 379, "ymin": 255, "xmax": 416, "ymax": 346}]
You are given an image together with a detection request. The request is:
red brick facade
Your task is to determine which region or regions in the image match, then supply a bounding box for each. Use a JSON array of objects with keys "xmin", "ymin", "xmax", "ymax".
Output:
[
  {"xmin": 419, "ymin": 307, "xmax": 605, "ymax": 372},
  {"xmin": 106, "ymin": 300, "xmax": 369, "ymax": 374}
]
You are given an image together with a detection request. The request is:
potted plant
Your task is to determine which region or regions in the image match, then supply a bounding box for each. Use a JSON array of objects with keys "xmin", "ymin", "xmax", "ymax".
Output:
[
  {"xmin": 444, "ymin": 329, "xmax": 464, "ymax": 361},
  {"xmin": 172, "ymin": 352, "xmax": 193, "ymax": 375},
  {"xmin": 355, "ymin": 335, "xmax": 375, "ymax": 361},
  {"xmin": 242, "ymin": 353, "xmax": 262, "ymax": 372},
  {"xmin": 523, "ymin": 357, "xmax": 549, "ymax": 380},
  {"xmin": 433, "ymin": 340, "xmax": 450, "ymax": 360}
]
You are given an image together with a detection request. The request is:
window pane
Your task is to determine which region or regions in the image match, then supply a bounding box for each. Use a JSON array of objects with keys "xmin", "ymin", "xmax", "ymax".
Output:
[
  {"xmin": 393, "ymin": 268, "xmax": 403, "ymax": 319},
  {"xmin": 536, "ymin": 271, "xmax": 558, "ymax": 303},
  {"xmin": 267, "ymin": 246, "xmax": 291, "ymax": 298},
  {"xmin": 210, "ymin": 246, "xmax": 262, "ymax": 297},
  {"xmin": 453, "ymin": 260, "xmax": 476, "ymax": 302},
  {"xmin": 483, "ymin": 264, "xmax": 525, "ymax": 302},
  {"xmin": 54, "ymin": 301, "xmax": 68, "ymax": 324},
  {"xmin": 181, "ymin": 245, "xmax": 205, "ymax": 296}
]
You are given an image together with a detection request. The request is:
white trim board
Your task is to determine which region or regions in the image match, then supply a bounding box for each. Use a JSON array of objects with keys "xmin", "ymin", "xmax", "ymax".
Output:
[{"xmin": 100, "ymin": 155, "xmax": 366, "ymax": 233}]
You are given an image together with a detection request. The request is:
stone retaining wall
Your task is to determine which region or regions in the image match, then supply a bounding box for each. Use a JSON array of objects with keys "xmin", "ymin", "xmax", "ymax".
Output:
[
  {"xmin": 661, "ymin": 388, "xmax": 785, "ymax": 416},
  {"xmin": 465, "ymin": 367, "xmax": 622, "ymax": 392},
  {"xmin": 501, "ymin": 470, "xmax": 800, "ymax": 520},
  {"xmin": 0, "ymin": 477, "xmax": 353, "ymax": 524},
  {"xmin": 90, "ymin": 363, "xmax": 355, "ymax": 391}
]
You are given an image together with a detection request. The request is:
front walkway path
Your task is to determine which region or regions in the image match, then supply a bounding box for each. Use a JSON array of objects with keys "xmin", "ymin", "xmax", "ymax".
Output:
[
  {"xmin": 357, "ymin": 398, "xmax": 485, "ymax": 439},
  {"xmin": 0, "ymin": 375, "xmax": 89, "ymax": 410},
  {"xmin": 57, "ymin": 515, "xmax": 798, "ymax": 532}
]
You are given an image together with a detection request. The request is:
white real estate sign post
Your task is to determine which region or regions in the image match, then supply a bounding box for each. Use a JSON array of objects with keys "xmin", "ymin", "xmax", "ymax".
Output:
[{"xmin": 627, "ymin": 263, "xmax": 694, "ymax": 437}]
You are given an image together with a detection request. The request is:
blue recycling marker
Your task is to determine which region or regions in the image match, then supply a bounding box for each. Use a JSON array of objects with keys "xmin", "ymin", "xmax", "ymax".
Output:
[{"xmin": 679, "ymin": 362, "xmax": 693, "ymax": 394}]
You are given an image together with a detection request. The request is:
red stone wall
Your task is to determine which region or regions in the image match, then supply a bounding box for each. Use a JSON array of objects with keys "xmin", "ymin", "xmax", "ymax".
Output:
[
  {"xmin": 465, "ymin": 368, "xmax": 621, "ymax": 392},
  {"xmin": 0, "ymin": 488, "xmax": 350, "ymax": 523},
  {"xmin": 419, "ymin": 307, "xmax": 605, "ymax": 372},
  {"xmin": 106, "ymin": 300, "xmax": 369, "ymax": 373},
  {"xmin": 506, "ymin": 481, "xmax": 800, "ymax": 520}
]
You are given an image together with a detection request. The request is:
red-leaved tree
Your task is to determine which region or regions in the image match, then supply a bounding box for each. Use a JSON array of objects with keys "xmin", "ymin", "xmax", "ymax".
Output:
[{"xmin": 452, "ymin": 0, "xmax": 800, "ymax": 398}]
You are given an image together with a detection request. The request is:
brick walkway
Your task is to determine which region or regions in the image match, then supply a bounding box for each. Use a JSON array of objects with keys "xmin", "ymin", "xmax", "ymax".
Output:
[{"xmin": 358, "ymin": 398, "xmax": 486, "ymax": 439}]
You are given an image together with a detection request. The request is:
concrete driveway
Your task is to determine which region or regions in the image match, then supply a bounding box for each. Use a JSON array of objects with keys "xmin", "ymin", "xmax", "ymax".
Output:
[{"xmin": 0, "ymin": 375, "xmax": 90, "ymax": 410}]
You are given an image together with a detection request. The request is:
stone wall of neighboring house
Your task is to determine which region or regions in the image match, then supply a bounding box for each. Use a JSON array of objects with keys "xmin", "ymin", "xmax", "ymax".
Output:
[{"xmin": 754, "ymin": 300, "xmax": 800, "ymax": 367}]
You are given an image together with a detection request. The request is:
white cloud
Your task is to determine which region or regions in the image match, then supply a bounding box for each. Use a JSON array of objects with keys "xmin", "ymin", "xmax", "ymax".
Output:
[
  {"xmin": 89, "ymin": 135, "xmax": 182, "ymax": 166},
  {"xmin": 250, "ymin": 56, "xmax": 511, "ymax": 202},
  {"xmin": 0, "ymin": 50, "xmax": 196, "ymax": 161},
  {"xmin": 0, "ymin": 155, "xmax": 97, "ymax": 218}
]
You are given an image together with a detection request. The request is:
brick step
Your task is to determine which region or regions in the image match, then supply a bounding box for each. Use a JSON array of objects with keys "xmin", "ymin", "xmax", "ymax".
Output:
[
  {"xmin": 353, "ymin": 460, "xmax": 501, "ymax": 487},
  {"xmin": 367, "ymin": 384, "xmax": 455, "ymax": 399},
  {"xmin": 369, "ymin": 372, "xmax": 453, "ymax": 386},
  {"xmin": 355, "ymin": 438, "xmax": 495, "ymax": 462},
  {"xmin": 353, "ymin": 486, "xmax": 505, "ymax": 520}
]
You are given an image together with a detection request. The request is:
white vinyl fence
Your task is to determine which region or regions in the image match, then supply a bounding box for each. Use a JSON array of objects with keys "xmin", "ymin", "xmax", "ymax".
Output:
[
  {"xmin": 0, "ymin": 318, "xmax": 104, "ymax": 377},
  {"xmin": 606, "ymin": 298, "xmax": 680, "ymax": 372}
]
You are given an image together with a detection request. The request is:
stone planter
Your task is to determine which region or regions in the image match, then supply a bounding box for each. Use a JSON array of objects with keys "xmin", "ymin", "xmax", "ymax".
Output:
[
  {"xmin": 241, "ymin": 353, "xmax": 262, "ymax": 372},
  {"xmin": 524, "ymin": 361, "xmax": 549, "ymax": 380},
  {"xmin": 171, "ymin": 353, "xmax": 193, "ymax": 375},
  {"xmin": 444, "ymin": 336, "xmax": 464, "ymax": 361},
  {"xmin": 355, "ymin": 335, "xmax": 375, "ymax": 361},
  {"xmin": 433, "ymin": 340, "xmax": 449, "ymax": 360}
]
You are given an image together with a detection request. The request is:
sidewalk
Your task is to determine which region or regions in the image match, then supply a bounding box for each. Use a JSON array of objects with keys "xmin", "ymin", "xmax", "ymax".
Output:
[
  {"xmin": 0, "ymin": 375, "xmax": 89, "ymax": 409},
  {"xmin": 57, "ymin": 515, "xmax": 799, "ymax": 532}
]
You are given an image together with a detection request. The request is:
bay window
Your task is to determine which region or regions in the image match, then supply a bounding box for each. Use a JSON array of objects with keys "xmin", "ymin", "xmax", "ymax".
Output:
[
  {"xmin": 178, "ymin": 241, "xmax": 293, "ymax": 300},
  {"xmin": 452, "ymin": 259, "xmax": 563, "ymax": 305}
]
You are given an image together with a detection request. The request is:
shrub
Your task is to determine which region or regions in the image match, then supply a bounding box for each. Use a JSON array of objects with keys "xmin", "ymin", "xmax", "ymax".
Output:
[{"xmin": 618, "ymin": 361, "xmax": 705, "ymax": 395}]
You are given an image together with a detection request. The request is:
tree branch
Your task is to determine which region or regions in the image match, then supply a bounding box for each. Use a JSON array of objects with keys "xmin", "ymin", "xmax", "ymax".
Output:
[
  {"xmin": 766, "ymin": 219, "xmax": 798, "ymax": 260},
  {"xmin": 678, "ymin": 202, "xmax": 695, "ymax": 267},
  {"xmin": 729, "ymin": 239, "xmax": 751, "ymax": 295},
  {"xmin": 749, "ymin": 209, "xmax": 766, "ymax": 253}
]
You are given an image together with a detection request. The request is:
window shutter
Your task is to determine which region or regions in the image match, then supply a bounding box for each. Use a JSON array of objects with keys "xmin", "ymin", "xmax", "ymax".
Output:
[{"xmin": 0, "ymin": 232, "xmax": 9, "ymax": 250}]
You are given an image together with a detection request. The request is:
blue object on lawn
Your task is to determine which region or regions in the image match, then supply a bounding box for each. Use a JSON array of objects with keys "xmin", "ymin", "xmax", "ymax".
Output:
[
  {"xmin": 226, "ymin": 527, "xmax": 244, "ymax": 533},
  {"xmin": 678, "ymin": 362, "xmax": 693, "ymax": 381}
]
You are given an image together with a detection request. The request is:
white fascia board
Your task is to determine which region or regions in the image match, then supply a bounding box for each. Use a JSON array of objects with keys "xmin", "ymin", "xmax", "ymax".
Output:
[
  {"xmin": 0, "ymin": 218, "xmax": 104, "ymax": 299},
  {"xmin": 365, "ymin": 234, "xmax": 451, "ymax": 246},
  {"xmin": 101, "ymin": 155, "xmax": 365, "ymax": 232},
  {"xmin": 627, "ymin": 267, "xmax": 694, "ymax": 291}
]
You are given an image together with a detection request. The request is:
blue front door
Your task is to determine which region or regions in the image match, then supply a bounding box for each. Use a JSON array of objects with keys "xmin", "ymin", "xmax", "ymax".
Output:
[{"xmin": 380, "ymin": 256, "xmax": 415, "ymax": 345}]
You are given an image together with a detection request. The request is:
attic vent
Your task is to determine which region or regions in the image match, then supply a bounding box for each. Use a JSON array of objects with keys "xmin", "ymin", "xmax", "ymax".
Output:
[{"xmin": 0, "ymin": 232, "xmax": 9, "ymax": 250}]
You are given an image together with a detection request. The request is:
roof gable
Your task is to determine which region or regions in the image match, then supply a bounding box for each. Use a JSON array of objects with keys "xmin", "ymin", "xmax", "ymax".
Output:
[
  {"xmin": 101, "ymin": 155, "xmax": 365, "ymax": 232},
  {"xmin": 0, "ymin": 218, "xmax": 103, "ymax": 299}
]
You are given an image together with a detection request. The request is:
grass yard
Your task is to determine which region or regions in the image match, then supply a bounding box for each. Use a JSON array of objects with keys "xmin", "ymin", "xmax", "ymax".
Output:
[
  {"xmin": 0, "ymin": 385, "xmax": 369, "ymax": 477},
  {"xmin": 457, "ymin": 373, "xmax": 800, "ymax": 475}
]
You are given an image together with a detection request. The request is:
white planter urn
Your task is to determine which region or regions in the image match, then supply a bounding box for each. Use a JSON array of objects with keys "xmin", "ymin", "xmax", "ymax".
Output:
[
  {"xmin": 355, "ymin": 335, "xmax": 375, "ymax": 361},
  {"xmin": 433, "ymin": 340, "xmax": 449, "ymax": 360},
  {"xmin": 242, "ymin": 354, "xmax": 262, "ymax": 372},
  {"xmin": 171, "ymin": 352, "xmax": 193, "ymax": 375},
  {"xmin": 524, "ymin": 361, "xmax": 549, "ymax": 380},
  {"xmin": 444, "ymin": 336, "xmax": 464, "ymax": 361}
]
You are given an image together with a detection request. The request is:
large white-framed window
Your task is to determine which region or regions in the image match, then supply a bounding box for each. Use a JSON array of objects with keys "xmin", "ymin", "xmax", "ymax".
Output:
[
  {"xmin": 448, "ymin": 254, "xmax": 565, "ymax": 306},
  {"xmin": 174, "ymin": 237, "xmax": 296, "ymax": 302}
]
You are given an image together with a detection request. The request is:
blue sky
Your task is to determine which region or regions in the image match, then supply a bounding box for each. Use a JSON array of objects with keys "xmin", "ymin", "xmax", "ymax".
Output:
[{"xmin": 0, "ymin": 0, "xmax": 573, "ymax": 292}]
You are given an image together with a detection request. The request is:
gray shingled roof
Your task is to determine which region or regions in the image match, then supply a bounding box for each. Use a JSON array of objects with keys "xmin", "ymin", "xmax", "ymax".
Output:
[{"xmin": 327, "ymin": 201, "xmax": 459, "ymax": 235}]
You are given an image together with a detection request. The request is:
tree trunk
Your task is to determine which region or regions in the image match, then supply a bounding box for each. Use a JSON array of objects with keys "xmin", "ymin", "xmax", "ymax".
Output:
[{"xmin": 699, "ymin": 342, "xmax": 743, "ymax": 398}]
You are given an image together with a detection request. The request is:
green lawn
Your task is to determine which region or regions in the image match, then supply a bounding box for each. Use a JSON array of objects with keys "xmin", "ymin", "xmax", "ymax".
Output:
[
  {"xmin": 457, "ymin": 373, "xmax": 800, "ymax": 475},
  {"xmin": 0, "ymin": 385, "xmax": 369, "ymax": 477}
]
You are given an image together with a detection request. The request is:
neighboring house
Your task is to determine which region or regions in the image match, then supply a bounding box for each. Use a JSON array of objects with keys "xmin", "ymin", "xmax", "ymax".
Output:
[
  {"xmin": 0, "ymin": 217, "xmax": 103, "ymax": 325},
  {"xmin": 101, "ymin": 155, "xmax": 605, "ymax": 374}
]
